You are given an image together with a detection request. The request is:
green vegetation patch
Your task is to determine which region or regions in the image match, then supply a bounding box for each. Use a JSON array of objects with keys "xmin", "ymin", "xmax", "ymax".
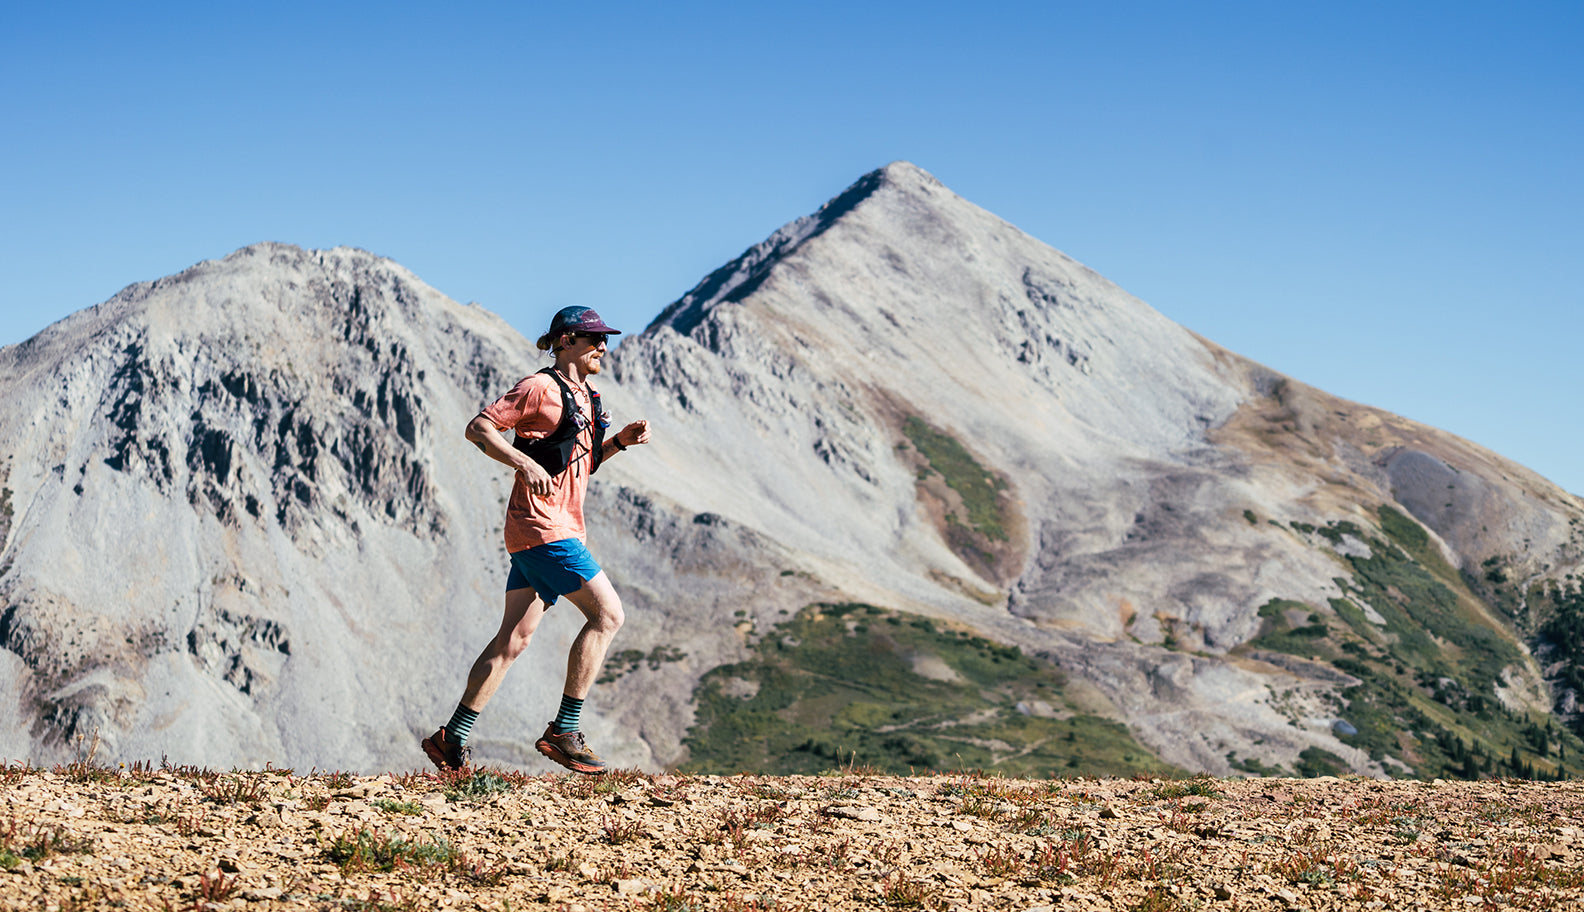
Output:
[
  {"xmin": 1149, "ymin": 775, "xmax": 1223, "ymax": 800},
  {"xmin": 1257, "ymin": 508, "xmax": 1584, "ymax": 780},
  {"xmin": 1226, "ymin": 753, "xmax": 1289, "ymax": 777},
  {"xmin": 597, "ymin": 644, "xmax": 688, "ymax": 684},
  {"xmin": 0, "ymin": 824, "xmax": 93, "ymax": 868},
  {"xmin": 373, "ymin": 799, "xmax": 424, "ymax": 816},
  {"xmin": 1467, "ymin": 555, "xmax": 1526, "ymax": 624},
  {"xmin": 682, "ymin": 603, "xmax": 1176, "ymax": 778},
  {"xmin": 443, "ymin": 770, "xmax": 516, "ymax": 802},
  {"xmin": 1346, "ymin": 508, "xmax": 1521, "ymax": 694},
  {"xmin": 1249, "ymin": 599, "xmax": 1334, "ymax": 658},
  {"xmin": 327, "ymin": 829, "xmax": 461, "ymax": 873},
  {"xmin": 1539, "ymin": 582, "xmax": 1584, "ymax": 739},
  {"xmin": 902, "ymin": 417, "xmax": 1010, "ymax": 542},
  {"xmin": 1294, "ymin": 747, "xmax": 1349, "ymax": 777}
]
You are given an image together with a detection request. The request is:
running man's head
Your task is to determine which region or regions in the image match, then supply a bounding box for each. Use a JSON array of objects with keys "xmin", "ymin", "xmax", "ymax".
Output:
[
  {"xmin": 537, "ymin": 306, "xmax": 621, "ymax": 375},
  {"xmin": 536, "ymin": 306, "xmax": 622, "ymax": 353}
]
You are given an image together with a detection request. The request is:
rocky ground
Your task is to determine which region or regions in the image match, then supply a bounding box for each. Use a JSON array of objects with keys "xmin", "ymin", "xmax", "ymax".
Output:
[{"xmin": 2, "ymin": 757, "xmax": 1582, "ymax": 911}]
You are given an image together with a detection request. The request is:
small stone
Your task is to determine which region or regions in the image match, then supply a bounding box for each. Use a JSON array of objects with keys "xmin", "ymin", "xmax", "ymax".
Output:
[
  {"xmin": 827, "ymin": 805, "xmax": 883, "ymax": 822},
  {"xmin": 613, "ymin": 878, "xmax": 647, "ymax": 895}
]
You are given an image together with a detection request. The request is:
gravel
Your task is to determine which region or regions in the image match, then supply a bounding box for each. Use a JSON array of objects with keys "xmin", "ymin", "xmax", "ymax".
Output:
[{"xmin": 3, "ymin": 764, "xmax": 1581, "ymax": 910}]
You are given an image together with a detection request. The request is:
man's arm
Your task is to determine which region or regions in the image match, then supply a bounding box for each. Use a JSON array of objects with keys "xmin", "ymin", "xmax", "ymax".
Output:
[
  {"xmin": 600, "ymin": 420, "xmax": 651, "ymax": 463},
  {"xmin": 466, "ymin": 413, "xmax": 555, "ymax": 496}
]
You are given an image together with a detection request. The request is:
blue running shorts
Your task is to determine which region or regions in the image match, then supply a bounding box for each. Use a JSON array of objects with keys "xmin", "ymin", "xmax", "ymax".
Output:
[{"xmin": 504, "ymin": 539, "xmax": 602, "ymax": 605}]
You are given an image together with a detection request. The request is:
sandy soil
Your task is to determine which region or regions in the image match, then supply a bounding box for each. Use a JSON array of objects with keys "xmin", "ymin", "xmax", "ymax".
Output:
[{"xmin": 2, "ymin": 761, "xmax": 1582, "ymax": 911}]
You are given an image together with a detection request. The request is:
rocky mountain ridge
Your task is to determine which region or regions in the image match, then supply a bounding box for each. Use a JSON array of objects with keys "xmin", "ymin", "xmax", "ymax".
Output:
[{"xmin": 1, "ymin": 163, "xmax": 1581, "ymax": 779}]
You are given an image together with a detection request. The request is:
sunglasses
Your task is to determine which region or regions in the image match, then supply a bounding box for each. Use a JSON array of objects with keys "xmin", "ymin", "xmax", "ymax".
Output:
[{"xmin": 570, "ymin": 332, "xmax": 609, "ymax": 346}]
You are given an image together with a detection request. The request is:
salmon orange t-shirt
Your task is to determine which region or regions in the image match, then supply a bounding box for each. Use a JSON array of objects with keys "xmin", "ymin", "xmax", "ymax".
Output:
[{"xmin": 480, "ymin": 372, "xmax": 598, "ymax": 553}]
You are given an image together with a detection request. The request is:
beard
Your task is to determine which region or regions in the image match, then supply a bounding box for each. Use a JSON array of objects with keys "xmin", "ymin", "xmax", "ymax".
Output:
[{"xmin": 583, "ymin": 355, "xmax": 603, "ymax": 375}]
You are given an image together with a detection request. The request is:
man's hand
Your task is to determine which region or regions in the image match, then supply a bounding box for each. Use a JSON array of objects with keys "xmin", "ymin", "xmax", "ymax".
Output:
[
  {"xmin": 616, "ymin": 420, "xmax": 651, "ymax": 448},
  {"xmin": 516, "ymin": 457, "xmax": 555, "ymax": 497},
  {"xmin": 467, "ymin": 413, "xmax": 556, "ymax": 495}
]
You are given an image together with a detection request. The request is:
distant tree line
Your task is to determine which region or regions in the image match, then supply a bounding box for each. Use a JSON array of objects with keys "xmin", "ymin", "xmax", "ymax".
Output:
[{"xmin": 1540, "ymin": 580, "xmax": 1584, "ymax": 738}]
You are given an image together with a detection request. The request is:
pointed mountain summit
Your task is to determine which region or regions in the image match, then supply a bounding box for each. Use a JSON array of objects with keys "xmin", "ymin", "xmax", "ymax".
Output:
[
  {"xmin": 609, "ymin": 162, "xmax": 1240, "ymax": 586},
  {"xmin": 3, "ymin": 167, "xmax": 1582, "ymax": 779},
  {"xmin": 599, "ymin": 162, "xmax": 1584, "ymax": 776}
]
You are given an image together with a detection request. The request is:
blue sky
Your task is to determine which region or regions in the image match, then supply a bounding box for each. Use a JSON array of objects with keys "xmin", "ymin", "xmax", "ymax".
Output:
[{"xmin": 3, "ymin": 2, "xmax": 1580, "ymax": 495}]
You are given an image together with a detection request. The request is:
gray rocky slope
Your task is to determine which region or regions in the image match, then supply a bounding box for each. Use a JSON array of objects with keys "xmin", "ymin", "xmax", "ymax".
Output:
[{"xmin": 1, "ymin": 163, "xmax": 1580, "ymax": 775}]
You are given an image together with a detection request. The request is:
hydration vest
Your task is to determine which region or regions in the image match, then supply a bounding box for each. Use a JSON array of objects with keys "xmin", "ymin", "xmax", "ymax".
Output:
[{"xmin": 511, "ymin": 368, "xmax": 606, "ymax": 477}]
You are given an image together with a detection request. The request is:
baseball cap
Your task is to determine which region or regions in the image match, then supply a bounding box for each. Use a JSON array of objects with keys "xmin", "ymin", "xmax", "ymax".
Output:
[{"xmin": 548, "ymin": 306, "xmax": 621, "ymax": 336}]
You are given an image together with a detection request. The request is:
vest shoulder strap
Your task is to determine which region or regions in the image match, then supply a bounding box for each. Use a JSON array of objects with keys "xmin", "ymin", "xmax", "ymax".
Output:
[{"xmin": 521, "ymin": 367, "xmax": 605, "ymax": 476}]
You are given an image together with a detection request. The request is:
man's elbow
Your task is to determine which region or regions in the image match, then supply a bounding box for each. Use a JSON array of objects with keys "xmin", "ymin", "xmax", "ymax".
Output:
[{"xmin": 464, "ymin": 415, "xmax": 489, "ymax": 443}]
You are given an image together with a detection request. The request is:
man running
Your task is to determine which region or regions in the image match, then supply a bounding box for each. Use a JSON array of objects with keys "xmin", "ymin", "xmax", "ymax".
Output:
[{"xmin": 422, "ymin": 305, "xmax": 650, "ymax": 775}]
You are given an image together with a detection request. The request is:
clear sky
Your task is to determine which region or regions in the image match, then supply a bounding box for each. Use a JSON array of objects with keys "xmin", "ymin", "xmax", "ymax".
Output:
[{"xmin": 3, "ymin": 2, "xmax": 1580, "ymax": 495}]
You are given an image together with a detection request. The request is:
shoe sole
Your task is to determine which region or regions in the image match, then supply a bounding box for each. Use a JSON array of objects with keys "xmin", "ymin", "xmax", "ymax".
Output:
[{"xmin": 535, "ymin": 738, "xmax": 607, "ymax": 775}]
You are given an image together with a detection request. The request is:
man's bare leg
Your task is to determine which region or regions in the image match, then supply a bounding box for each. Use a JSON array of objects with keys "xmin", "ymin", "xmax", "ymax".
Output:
[
  {"xmin": 423, "ymin": 587, "xmax": 546, "ymax": 771},
  {"xmin": 461, "ymin": 586, "xmax": 549, "ymax": 711},
  {"xmin": 535, "ymin": 572, "xmax": 623, "ymax": 774},
  {"xmin": 559, "ymin": 571, "xmax": 625, "ymax": 700}
]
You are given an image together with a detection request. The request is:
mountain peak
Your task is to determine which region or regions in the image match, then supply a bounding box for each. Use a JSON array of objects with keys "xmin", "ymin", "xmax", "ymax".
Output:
[
  {"xmin": 872, "ymin": 159, "xmax": 945, "ymax": 187},
  {"xmin": 644, "ymin": 161, "xmax": 949, "ymax": 337}
]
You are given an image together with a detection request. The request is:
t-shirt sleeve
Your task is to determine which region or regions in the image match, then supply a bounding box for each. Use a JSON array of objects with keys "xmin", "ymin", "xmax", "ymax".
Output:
[{"xmin": 481, "ymin": 376, "xmax": 549, "ymax": 431}]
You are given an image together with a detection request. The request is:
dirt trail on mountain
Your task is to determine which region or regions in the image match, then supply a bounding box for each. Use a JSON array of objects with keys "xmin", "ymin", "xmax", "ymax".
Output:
[{"xmin": 2, "ymin": 762, "xmax": 1582, "ymax": 910}]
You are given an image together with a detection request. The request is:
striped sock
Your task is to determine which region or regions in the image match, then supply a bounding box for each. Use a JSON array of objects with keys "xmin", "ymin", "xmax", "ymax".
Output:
[
  {"xmin": 552, "ymin": 694, "xmax": 584, "ymax": 734},
  {"xmin": 445, "ymin": 703, "xmax": 480, "ymax": 746}
]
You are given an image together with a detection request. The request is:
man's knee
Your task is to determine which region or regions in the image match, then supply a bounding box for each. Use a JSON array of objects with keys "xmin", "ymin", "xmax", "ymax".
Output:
[
  {"xmin": 568, "ymin": 574, "xmax": 624, "ymax": 634},
  {"xmin": 500, "ymin": 631, "xmax": 535, "ymax": 661},
  {"xmin": 593, "ymin": 598, "xmax": 624, "ymax": 635}
]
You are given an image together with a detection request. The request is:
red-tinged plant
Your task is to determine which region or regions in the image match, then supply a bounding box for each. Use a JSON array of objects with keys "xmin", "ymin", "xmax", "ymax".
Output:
[
  {"xmin": 198, "ymin": 869, "xmax": 238, "ymax": 903},
  {"xmin": 602, "ymin": 815, "xmax": 644, "ymax": 844},
  {"xmin": 977, "ymin": 844, "xmax": 1025, "ymax": 877}
]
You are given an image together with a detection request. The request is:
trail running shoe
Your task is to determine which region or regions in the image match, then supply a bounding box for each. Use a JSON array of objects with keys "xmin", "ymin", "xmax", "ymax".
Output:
[
  {"xmin": 535, "ymin": 725, "xmax": 607, "ymax": 775},
  {"xmin": 421, "ymin": 727, "xmax": 472, "ymax": 771}
]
